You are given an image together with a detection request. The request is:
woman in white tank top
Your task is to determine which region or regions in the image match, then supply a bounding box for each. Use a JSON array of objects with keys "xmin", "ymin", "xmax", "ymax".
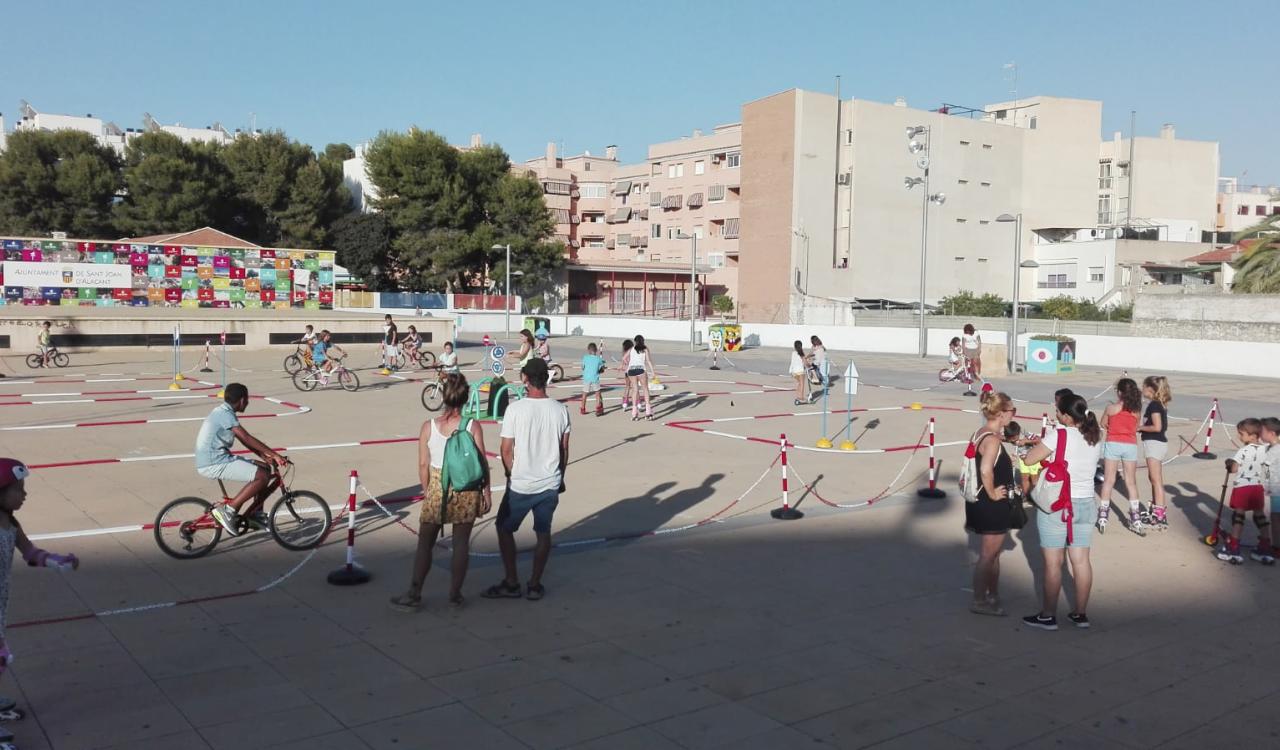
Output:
[
  {"xmin": 628, "ymin": 335, "xmax": 654, "ymax": 420},
  {"xmin": 391, "ymin": 373, "xmax": 491, "ymax": 612}
]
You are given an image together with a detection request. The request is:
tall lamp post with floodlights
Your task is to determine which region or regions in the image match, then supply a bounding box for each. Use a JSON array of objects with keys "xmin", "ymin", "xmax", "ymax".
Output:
[
  {"xmin": 995, "ymin": 213, "xmax": 1040, "ymax": 374},
  {"xmin": 677, "ymin": 232, "xmax": 698, "ymax": 351},
  {"xmin": 905, "ymin": 125, "xmax": 945, "ymax": 357},
  {"xmin": 491, "ymin": 243, "xmax": 511, "ymax": 337}
]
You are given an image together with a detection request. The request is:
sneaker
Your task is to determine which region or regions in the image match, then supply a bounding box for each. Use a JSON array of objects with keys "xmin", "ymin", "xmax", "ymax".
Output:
[
  {"xmin": 1215, "ymin": 546, "xmax": 1244, "ymax": 565},
  {"xmin": 1022, "ymin": 614, "xmax": 1059, "ymax": 631},
  {"xmin": 1249, "ymin": 548, "xmax": 1277, "ymax": 566},
  {"xmin": 210, "ymin": 504, "xmax": 240, "ymax": 537},
  {"xmin": 969, "ymin": 600, "xmax": 1007, "ymax": 617},
  {"xmin": 1095, "ymin": 516, "xmax": 1108, "ymax": 535},
  {"xmin": 244, "ymin": 511, "xmax": 270, "ymax": 532},
  {"xmin": 1067, "ymin": 612, "xmax": 1091, "ymax": 629}
]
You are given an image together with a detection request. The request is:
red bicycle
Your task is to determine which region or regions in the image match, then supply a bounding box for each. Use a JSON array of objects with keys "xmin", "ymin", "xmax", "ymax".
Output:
[{"xmin": 153, "ymin": 462, "xmax": 332, "ymax": 559}]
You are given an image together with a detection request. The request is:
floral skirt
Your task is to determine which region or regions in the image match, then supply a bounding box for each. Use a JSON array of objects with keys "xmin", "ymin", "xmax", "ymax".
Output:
[{"xmin": 420, "ymin": 467, "xmax": 484, "ymax": 526}]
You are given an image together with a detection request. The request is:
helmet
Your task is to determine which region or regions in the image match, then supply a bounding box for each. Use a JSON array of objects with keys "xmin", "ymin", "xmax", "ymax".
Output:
[
  {"xmin": 0, "ymin": 458, "xmax": 30, "ymax": 490},
  {"xmin": 535, "ymin": 331, "xmax": 548, "ymax": 340}
]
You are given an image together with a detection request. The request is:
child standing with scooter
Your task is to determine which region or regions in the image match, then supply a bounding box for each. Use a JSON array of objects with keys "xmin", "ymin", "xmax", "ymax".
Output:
[{"xmin": 1215, "ymin": 419, "xmax": 1275, "ymax": 565}]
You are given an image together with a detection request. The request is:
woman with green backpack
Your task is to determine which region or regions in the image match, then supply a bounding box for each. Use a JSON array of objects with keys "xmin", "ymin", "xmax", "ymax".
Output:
[{"xmin": 391, "ymin": 372, "xmax": 492, "ymax": 611}]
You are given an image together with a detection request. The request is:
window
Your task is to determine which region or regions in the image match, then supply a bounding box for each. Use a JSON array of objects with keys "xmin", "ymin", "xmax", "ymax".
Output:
[
  {"xmin": 1273, "ymin": 206, "xmax": 1280, "ymax": 215},
  {"xmin": 845, "ymin": 129, "xmax": 853, "ymax": 145},
  {"xmin": 651, "ymin": 224, "xmax": 662, "ymax": 238},
  {"xmin": 1089, "ymin": 266, "xmax": 1104, "ymax": 283},
  {"xmin": 651, "ymin": 163, "xmax": 662, "ymax": 176},
  {"xmin": 982, "ymin": 144, "xmax": 993, "ymax": 150},
  {"xmin": 667, "ymin": 226, "xmax": 681, "ymax": 239},
  {"xmin": 692, "ymin": 225, "xmax": 704, "ymax": 239},
  {"xmin": 653, "ymin": 288, "xmax": 680, "ymax": 314},
  {"xmin": 543, "ymin": 181, "xmax": 572, "ymax": 195},
  {"xmin": 1098, "ymin": 196, "xmax": 1112, "ymax": 225},
  {"xmin": 955, "ymin": 218, "xmax": 967, "ymax": 224},
  {"xmin": 1237, "ymin": 206, "xmax": 1249, "ymax": 215},
  {"xmin": 650, "ymin": 191, "xmax": 662, "ymax": 207},
  {"xmin": 979, "ymin": 219, "xmax": 990, "ymax": 225},
  {"xmin": 632, "ymin": 184, "xmax": 642, "ymax": 194},
  {"xmin": 726, "ymin": 152, "xmax": 741, "ymax": 168},
  {"xmin": 1258, "ymin": 205, "xmax": 1269, "ymax": 216},
  {"xmin": 694, "ymin": 160, "xmax": 705, "ymax": 175},
  {"xmin": 977, "ymin": 258, "xmax": 988, "ymax": 263},
  {"xmin": 667, "ymin": 163, "xmax": 685, "ymax": 179},
  {"xmin": 585, "ymin": 240, "xmax": 604, "ymax": 248},
  {"xmin": 649, "ymin": 254, "xmax": 660, "ymax": 263},
  {"xmin": 954, "ymin": 256, "xmax": 965, "ymax": 261},
  {"xmin": 980, "ymin": 181, "xmax": 991, "ymax": 187},
  {"xmin": 958, "ymin": 179, "xmax": 968, "ymax": 185},
  {"xmin": 584, "ymin": 162, "xmax": 591, "ymax": 171},
  {"xmin": 723, "ymin": 218, "xmax": 740, "ymax": 239},
  {"xmin": 960, "ymin": 140, "xmax": 971, "ymax": 146},
  {"xmin": 708, "ymin": 184, "xmax": 726, "ymax": 202},
  {"xmin": 611, "ymin": 287, "xmax": 642, "ymax": 312},
  {"xmin": 579, "ymin": 183, "xmax": 607, "ymax": 199},
  {"xmin": 708, "ymin": 252, "xmax": 725, "ymax": 268},
  {"xmin": 1029, "ymin": 116, "xmax": 1037, "ymax": 130}
]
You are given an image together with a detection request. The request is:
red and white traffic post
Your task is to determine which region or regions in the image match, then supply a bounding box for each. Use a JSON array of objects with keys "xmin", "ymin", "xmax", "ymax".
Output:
[
  {"xmin": 770, "ymin": 433, "xmax": 804, "ymax": 520},
  {"xmin": 917, "ymin": 417, "xmax": 946, "ymax": 498},
  {"xmin": 1193, "ymin": 398, "xmax": 1219, "ymax": 460},
  {"xmin": 328, "ymin": 470, "xmax": 372, "ymax": 585}
]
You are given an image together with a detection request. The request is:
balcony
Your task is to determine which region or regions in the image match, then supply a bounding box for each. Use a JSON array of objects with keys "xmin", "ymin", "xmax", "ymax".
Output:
[{"xmin": 1037, "ymin": 281, "xmax": 1077, "ymax": 289}]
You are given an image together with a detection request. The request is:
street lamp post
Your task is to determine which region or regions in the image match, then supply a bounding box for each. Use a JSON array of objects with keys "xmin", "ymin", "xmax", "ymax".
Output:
[
  {"xmin": 678, "ymin": 233, "xmax": 698, "ymax": 351},
  {"xmin": 996, "ymin": 213, "xmax": 1039, "ymax": 374},
  {"xmin": 491, "ymin": 243, "xmax": 511, "ymax": 337},
  {"xmin": 905, "ymin": 125, "xmax": 945, "ymax": 358}
]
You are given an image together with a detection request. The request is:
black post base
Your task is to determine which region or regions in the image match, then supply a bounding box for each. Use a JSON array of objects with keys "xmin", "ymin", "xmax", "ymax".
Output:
[
  {"xmin": 1192, "ymin": 451, "xmax": 1217, "ymax": 460},
  {"xmin": 327, "ymin": 565, "xmax": 372, "ymax": 586},
  {"xmin": 770, "ymin": 507, "xmax": 804, "ymax": 520},
  {"xmin": 917, "ymin": 488, "xmax": 947, "ymax": 499},
  {"xmin": 709, "ymin": 365, "xmax": 720, "ymax": 371}
]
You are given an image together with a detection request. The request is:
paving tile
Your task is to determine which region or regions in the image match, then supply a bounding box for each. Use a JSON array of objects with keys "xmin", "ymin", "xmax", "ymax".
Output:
[
  {"xmin": 565, "ymin": 725, "xmax": 685, "ymax": 750},
  {"xmin": 354, "ymin": 703, "xmax": 527, "ymax": 749},
  {"xmin": 35, "ymin": 681, "xmax": 192, "ymax": 750},
  {"xmin": 604, "ymin": 679, "xmax": 728, "ymax": 724},
  {"xmin": 794, "ymin": 679, "xmax": 995, "ymax": 749},
  {"xmin": 100, "ymin": 729, "xmax": 213, "ymax": 749},
  {"xmin": 529, "ymin": 640, "xmax": 672, "ymax": 699},
  {"xmin": 504, "ymin": 701, "xmax": 636, "ymax": 750},
  {"xmin": 197, "ymin": 703, "xmax": 344, "ymax": 750},
  {"xmin": 742, "ymin": 661, "xmax": 930, "ymax": 725},
  {"xmin": 310, "ymin": 676, "xmax": 456, "ymax": 727},
  {"xmin": 650, "ymin": 701, "xmax": 783, "ymax": 749},
  {"xmin": 155, "ymin": 664, "xmax": 314, "ymax": 727},
  {"xmin": 463, "ymin": 678, "xmax": 592, "ymax": 725},
  {"xmin": 430, "ymin": 656, "xmax": 550, "ymax": 700}
]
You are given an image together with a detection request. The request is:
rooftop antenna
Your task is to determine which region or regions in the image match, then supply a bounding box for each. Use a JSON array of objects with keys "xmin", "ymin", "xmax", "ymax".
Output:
[{"xmin": 1002, "ymin": 62, "xmax": 1017, "ymax": 125}]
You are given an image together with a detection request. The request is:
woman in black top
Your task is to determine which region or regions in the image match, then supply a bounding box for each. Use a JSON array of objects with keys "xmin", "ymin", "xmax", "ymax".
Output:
[
  {"xmin": 1139, "ymin": 376, "xmax": 1172, "ymax": 529},
  {"xmin": 967, "ymin": 390, "xmax": 1017, "ymax": 616}
]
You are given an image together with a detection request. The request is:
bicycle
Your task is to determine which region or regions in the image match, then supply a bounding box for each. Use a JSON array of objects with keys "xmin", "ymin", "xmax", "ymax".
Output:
[
  {"xmin": 283, "ymin": 345, "xmax": 314, "ymax": 375},
  {"xmin": 292, "ymin": 354, "xmax": 360, "ymax": 392},
  {"xmin": 153, "ymin": 462, "xmax": 332, "ymax": 559},
  {"xmin": 27, "ymin": 348, "xmax": 69, "ymax": 368}
]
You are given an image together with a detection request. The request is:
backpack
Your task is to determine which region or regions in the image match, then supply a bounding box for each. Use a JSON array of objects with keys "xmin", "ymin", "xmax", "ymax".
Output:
[
  {"xmin": 958, "ymin": 430, "xmax": 992, "ymax": 503},
  {"xmin": 438, "ymin": 416, "xmax": 486, "ymax": 521}
]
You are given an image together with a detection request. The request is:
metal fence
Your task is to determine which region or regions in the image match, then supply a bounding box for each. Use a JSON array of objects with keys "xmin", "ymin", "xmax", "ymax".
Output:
[{"xmin": 851, "ymin": 312, "xmax": 1136, "ymax": 338}]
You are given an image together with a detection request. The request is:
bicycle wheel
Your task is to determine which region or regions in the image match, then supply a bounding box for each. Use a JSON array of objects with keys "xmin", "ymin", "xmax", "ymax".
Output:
[
  {"xmin": 387, "ymin": 352, "xmax": 405, "ymax": 370},
  {"xmin": 292, "ymin": 369, "xmax": 318, "ymax": 392},
  {"xmin": 53, "ymin": 352, "xmax": 69, "ymax": 368},
  {"xmin": 154, "ymin": 497, "xmax": 222, "ymax": 559},
  {"xmin": 283, "ymin": 354, "xmax": 303, "ymax": 375},
  {"xmin": 421, "ymin": 383, "xmax": 443, "ymax": 411},
  {"xmin": 415, "ymin": 350, "xmax": 436, "ymax": 368},
  {"xmin": 338, "ymin": 368, "xmax": 360, "ymax": 392},
  {"xmin": 25, "ymin": 354, "xmax": 42, "ymax": 369},
  {"xmin": 938, "ymin": 368, "xmax": 954, "ymax": 383},
  {"xmin": 550, "ymin": 364, "xmax": 564, "ymax": 383},
  {"xmin": 269, "ymin": 490, "xmax": 332, "ymax": 550}
]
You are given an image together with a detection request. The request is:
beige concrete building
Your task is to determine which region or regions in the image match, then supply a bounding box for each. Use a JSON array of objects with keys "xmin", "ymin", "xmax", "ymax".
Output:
[
  {"xmin": 1097, "ymin": 125, "xmax": 1219, "ymax": 241},
  {"xmin": 1217, "ymin": 178, "xmax": 1280, "ymax": 234}
]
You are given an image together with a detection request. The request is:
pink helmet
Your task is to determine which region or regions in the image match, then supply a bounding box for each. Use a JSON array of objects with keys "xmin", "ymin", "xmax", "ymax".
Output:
[{"xmin": 0, "ymin": 458, "xmax": 29, "ymax": 490}]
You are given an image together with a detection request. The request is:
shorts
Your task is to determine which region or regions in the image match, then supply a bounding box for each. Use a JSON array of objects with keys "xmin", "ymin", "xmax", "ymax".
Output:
[
  {"xmin": 1017, "ymin": 457, "xmax": 1041, "ymax": 476},
  {"xmin": 963, "ymin": 348, "xmax": 980, "ymax": 360},
  {"xmin": 1141, "ymin": 440, "xmax": 1168, "ymax": 461},
  {"xmin": 197, "ymin": 457, "xmax": 261, "ymax": 484},
  {"xmin": 1102, "ymin": 441, "xmax": 1138, "ymax": 462},
  {"xmin": 1229, "ymin": 485, "xmax": 1265, "ymax": 513},
  {"xmin": 626, "ymin": 367, "xmax": 645, "ymax": 378},
  {"xmin": 1036, "ymin": 496, "xmax": 1096, "ymax": 549},
  {"xmin": 420, "ymin": 467, "xmax": 483, "ymax": 525},
  {"xmin": 496, "ymin": 488, "xmax": 559, "ymax": 534},
  {"xmin": 581, "ymin": 381, "xmax": 600, "ymax": 394}
]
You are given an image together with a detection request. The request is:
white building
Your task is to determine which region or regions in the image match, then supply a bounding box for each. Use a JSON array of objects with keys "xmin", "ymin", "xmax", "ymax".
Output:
[
  {"xmin": 1217, "ymin": 178, "xmax": 1280, "ymax": 234},
  {"xmin": 1096, "ymin": 124, "xmax": 1218, "ymax": 239},
  {"xmin": 2, "ymin": 101, "xmax": 239, "ymax": 157}
]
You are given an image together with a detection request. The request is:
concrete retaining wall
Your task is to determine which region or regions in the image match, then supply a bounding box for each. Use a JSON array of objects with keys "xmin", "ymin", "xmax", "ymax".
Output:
[{"xmin": 1133, "ymin": 291, "xmax": 1280, "ymax": 342}]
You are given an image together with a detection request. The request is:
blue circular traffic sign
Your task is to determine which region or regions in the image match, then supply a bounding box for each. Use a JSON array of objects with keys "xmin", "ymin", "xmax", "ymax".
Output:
[
  {"xmin": 491, "ymin": 360, "xmax": 505, "ymax": 376},
  {"xmin": 491, "ymin": 345, "xmax": 506, "ymax": 359}
]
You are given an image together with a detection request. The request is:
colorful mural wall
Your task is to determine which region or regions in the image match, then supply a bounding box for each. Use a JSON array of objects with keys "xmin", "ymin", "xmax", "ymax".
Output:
[{"xmin": 0, "ymin": 238, "xmax": 335, "ymax": 309}]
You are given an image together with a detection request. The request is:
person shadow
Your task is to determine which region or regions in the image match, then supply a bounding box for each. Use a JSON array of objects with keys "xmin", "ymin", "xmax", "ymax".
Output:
[{"xmin": 555, "ymin": 473, "xmax": 726, "ymax": 552}]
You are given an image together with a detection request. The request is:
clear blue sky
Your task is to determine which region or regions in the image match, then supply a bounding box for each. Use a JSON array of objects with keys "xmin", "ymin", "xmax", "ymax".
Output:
[{"xmin": 4, "ymin": 0, "xmax": 1274, "ymax": 185}]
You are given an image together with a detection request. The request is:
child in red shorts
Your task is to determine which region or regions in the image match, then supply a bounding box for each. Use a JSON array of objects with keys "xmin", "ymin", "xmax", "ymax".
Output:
[{"xmin": 1216, "ymin": 418, "xmax": 1274, "ymax": 565}]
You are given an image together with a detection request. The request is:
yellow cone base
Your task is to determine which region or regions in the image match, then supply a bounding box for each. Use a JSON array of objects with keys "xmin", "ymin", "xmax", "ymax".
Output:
[
  {"xmin": 175, "ymin": 373, "xmax": 185, "ymax": 381},
  {"xmin": 816, "ymin": 438, "xmax": 833, "ymax": 449},
  {"xmin": 216, "ymin": 390, "xmax": 225, "ymax": 398},
  {"xmin": 380, "ymin": 368, "xmax": 392, "ymax": 376},
  {"xmin": 909, "ymin": 402, "xmax": 923, "ymax": 410},
  {"xmin": 168, "ymin": 381, "xmax": 183, "ymax": 391},
  {"xmin": 839, "ymin": 440, "xmax": 856, "ymax": 451}
]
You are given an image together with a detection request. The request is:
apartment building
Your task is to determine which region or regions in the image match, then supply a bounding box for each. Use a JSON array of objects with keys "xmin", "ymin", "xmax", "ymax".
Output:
[
  {"xmin": 1, "ymin": 101, "xmax": 237, "ymax": 157},
  {"xmin": 1096, "ymin": 124, "xmax": 1218, "ymax": 241},
  {"xmin": 1217, "ymin": 178, "xmax": 1280, "ymax": 234},
  {"xmin": 520, "ymin": 127, "xmax": 742, "ymax": 316}
]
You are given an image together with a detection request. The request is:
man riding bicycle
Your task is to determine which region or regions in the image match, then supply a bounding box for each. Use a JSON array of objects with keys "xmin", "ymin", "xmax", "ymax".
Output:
[
  {"xmin": 37, "ymin": 320, "xmax": 54, "ymax": 367},
  {"xmin": 197, "ymin": 383, "xmax": 287, "ymax": 536},
  {"xmin": 313, "ymin": 330, "xmax": 346, "ymax": 381}
]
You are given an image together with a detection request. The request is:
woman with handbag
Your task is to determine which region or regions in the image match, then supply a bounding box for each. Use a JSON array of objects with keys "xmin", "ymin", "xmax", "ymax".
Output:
[
  {"xmin": 966, "ymin": 390, "xmax": 1019, "ymax": 617},
  {"xmin": 1019, "ymin": 394, "xmax": 1103, "ymax": 631}
]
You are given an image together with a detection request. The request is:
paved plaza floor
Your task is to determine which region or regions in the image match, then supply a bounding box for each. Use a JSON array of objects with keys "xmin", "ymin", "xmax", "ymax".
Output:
[{"xmin": 1, "ymin": 336, "xmax": 1278, "ymax": 749}]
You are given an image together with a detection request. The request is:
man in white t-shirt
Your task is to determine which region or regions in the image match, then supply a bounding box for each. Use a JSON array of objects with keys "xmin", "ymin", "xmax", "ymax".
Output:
[{"xmin": 483, "ymin": 357, "xmax": 571, "ymax": 601}]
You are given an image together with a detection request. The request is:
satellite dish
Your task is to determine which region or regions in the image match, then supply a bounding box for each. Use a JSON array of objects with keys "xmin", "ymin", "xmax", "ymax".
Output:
[{"xmin": 916, "ymin": 156, "xmax": 930, "ymax": 170}]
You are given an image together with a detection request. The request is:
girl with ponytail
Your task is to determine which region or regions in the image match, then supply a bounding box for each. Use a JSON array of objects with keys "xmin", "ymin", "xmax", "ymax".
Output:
[
  {"xmin": 1098, "ymin": 378, "xmax": 1143, "ymax": 534},
  {"xmin": 1020, "ymin": 394, "xmax": 1103, "ymax": 630}
]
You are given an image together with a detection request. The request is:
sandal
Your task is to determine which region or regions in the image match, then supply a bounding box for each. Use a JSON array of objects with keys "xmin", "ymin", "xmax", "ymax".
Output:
[
  {"xmin": 0, "ymin": 707, "xmax": 21, "ymax": 722},
  {"xmin": 481, "ymin": 581, "xmax": 523, "ymax": 599},
  {"xmin": 448, "ymin": 593, "xmax": 465, "ymax": 608},
  {"xmin": 525, "ymin": 583, "xmax": 546, "ymax": 601},
  {"xmin": 388, "ymin": 592, "xmax": 423, "ymax": 612}
]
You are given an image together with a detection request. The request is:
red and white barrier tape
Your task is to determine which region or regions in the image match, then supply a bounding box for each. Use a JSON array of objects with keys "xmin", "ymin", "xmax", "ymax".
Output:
[
  {"xmin": 6, "ymin": 394, "xmax": 309, "ymax": 433},
  {"xmin": 788, "ymin": 423, "xmax": 928, "ymax": 509}
]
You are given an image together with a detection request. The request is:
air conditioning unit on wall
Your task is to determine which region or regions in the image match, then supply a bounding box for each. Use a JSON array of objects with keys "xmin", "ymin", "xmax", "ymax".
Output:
[{"xmin": 836, "ymin": 173, "xmax": 851, "ymax": 186}]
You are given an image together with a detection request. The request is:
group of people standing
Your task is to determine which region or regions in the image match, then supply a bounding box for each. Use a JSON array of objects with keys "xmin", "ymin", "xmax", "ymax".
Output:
[
  {"xmin": 789, "ymin": 336, "xmax": 828, "ymax": 406},
  {"xmin": 962, "ymin": 373, "xmax": 1279, "ymax": 631}
]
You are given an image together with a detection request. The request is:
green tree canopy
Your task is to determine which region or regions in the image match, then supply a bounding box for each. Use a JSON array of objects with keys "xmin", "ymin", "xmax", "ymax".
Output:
[
  {"xmin": 322, "ymin": 142, "xmax": 355, "ymax": 162},
  {"xmin": 935, "ymin": 290, "xmax": 1008, "ymax": 318},
  {"xmin": 0, "ymin": 129, "xmax": 121, "ymax": 237},
  {"xmin": 364, "ymin": 129, "xmax": 562, "ymax": 294},
  {"xmin": 220, "ymin": 131, "xmax": 347, "ymax": 247},
  {"xmin": 113, "ymin": 131, "xmax": 235, "ymax": 237},
  {"xmin": 329, "ymin": 211, "xmax": 394, "ymax": 290},
  {"xmin": 1231, "ymin": 213, "xmax": 1280, "ymax": 294}
]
